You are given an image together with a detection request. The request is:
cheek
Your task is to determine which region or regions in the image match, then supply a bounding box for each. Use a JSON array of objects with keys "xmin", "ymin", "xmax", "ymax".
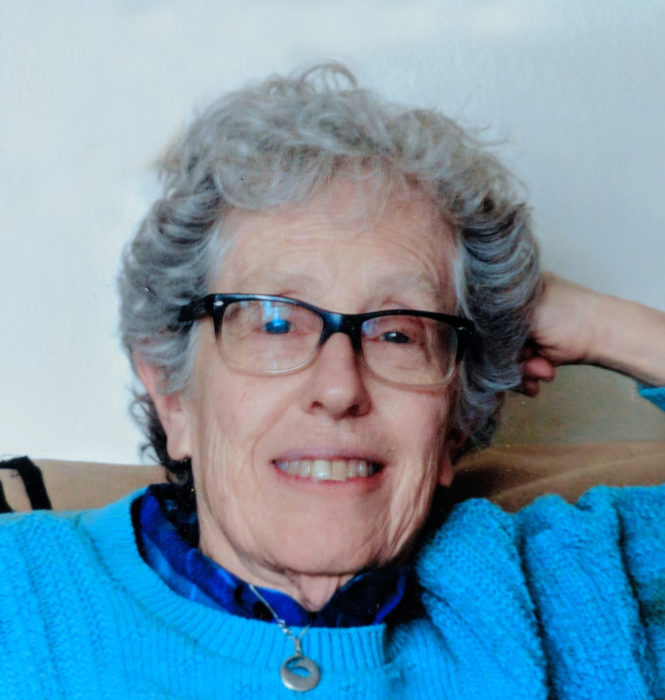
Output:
[
  {"xmin": 397, "ymin": 393, "xmax": 452, "ymax": 491},
  {"xmin": 187, "ymin": 371, "xmax": 304, "ymax": 474},
  {"xmin": 392, "ymin": 390, "xmax": 451, "ymax": 455}
]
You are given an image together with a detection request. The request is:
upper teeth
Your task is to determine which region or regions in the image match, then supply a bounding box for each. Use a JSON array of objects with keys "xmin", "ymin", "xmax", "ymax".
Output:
[{"xmin": 275, "ymin": 459, "xmax": 374, "ymax": 481}]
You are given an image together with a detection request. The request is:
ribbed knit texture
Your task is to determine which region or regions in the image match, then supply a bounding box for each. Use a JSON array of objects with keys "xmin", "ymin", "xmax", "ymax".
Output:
[{"xmin": 2, "ymin": 482, "xmax": 665, "ymax": 698}]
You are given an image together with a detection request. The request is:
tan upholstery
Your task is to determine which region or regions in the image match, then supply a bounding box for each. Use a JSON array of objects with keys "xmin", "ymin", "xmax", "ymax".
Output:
[
  {"xmin": 1, "ymin": 460, "xmax": 164, "ymax": 512},
  {"xmin": 1, "ymin": 442, "xmax": 665, "ymax": 513},
  {"xmin": 451, "ymin": 441, "xmax": 665, "ymax": 511}
]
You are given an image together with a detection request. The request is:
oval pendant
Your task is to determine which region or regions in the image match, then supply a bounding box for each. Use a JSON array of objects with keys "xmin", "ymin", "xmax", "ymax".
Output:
[{"xmin": 280, "ymin": 654, "xmax": 321, "ymax": 692}]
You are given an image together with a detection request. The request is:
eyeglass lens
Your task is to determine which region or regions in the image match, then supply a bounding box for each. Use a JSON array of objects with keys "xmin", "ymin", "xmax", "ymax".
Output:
[{"xmin": 219, "ymin": 299, "xmax": 457, "ymax": 385}]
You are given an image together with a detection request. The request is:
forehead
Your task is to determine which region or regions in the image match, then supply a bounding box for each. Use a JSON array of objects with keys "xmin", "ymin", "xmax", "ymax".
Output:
[{"xmin": 215, "ymin": 177, "xmax": 458, "ymax": 308}]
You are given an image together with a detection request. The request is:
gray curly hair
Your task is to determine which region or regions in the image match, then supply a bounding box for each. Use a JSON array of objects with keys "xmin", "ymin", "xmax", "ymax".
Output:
[{"xmin": 119, "ymin": 63, "xmax": 540, "ymax": 488}]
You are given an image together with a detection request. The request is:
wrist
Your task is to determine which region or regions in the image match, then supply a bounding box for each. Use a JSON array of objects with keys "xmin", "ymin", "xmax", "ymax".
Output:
[
  {"xmin": 589, "ymin": 295, "xmax": 665, "ymax": 385},
  {"xmin": 568, "ymin": 285, "xmax": 607, "ymax": 366}
]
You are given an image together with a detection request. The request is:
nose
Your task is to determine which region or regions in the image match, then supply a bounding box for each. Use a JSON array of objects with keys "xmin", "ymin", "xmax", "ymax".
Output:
[{"xmin": 301, "ymin": 332, "xmax": 371, "ymax": 419}]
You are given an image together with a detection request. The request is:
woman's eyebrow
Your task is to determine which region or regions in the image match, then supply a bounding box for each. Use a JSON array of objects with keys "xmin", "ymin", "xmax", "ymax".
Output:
[
  {"xmin": 231, "ymin": 270, "xmax": 319, "ymax": 293},
  {"xmin": 230, "ymin": 270, "xmax": 451, "ymax": 309},
  {"xmin": 368, "ymin": 274, "xmax": 452, "ymax": 309}
]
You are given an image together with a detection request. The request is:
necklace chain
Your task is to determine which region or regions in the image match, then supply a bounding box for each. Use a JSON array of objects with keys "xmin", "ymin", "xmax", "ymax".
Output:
[
  {"xmin": 248, "ymin": 583, "xmax": 311, "ymax": 643},
  {"xmin": 248, "ymin": 583, "xmax": 321, "ymax": 692}
]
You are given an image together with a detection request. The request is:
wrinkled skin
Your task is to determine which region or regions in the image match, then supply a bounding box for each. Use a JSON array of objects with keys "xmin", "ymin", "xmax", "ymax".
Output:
[{"xmin": 138, "ymin": 178, "xmax": 458, "ymax": 610}]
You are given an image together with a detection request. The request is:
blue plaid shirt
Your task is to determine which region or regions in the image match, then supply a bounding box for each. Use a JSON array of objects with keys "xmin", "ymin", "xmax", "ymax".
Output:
[{"xmin": 134, "ymin": 484, "xmax": 412, "ymax": 628}]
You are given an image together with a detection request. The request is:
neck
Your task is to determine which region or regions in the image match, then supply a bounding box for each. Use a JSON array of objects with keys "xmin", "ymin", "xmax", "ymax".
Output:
[
  {"xmin": 275, "ymin": 573, "xmax": 353, "ymax": 612},
  {"xmin": 198, "ymin": 529, "xmax": 354, "ymax": 612}
]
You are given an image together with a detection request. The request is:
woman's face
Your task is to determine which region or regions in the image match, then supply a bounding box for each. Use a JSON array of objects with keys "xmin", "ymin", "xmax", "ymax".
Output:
[{"xmin": 149, "ymin": 178, "xmax": 459, "ymax": 608}]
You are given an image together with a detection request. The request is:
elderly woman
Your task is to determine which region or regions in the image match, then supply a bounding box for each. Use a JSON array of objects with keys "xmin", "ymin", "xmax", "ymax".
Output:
[{"xmin": 1, "ymin": 64, "xmax": 665, "ymax": 699}]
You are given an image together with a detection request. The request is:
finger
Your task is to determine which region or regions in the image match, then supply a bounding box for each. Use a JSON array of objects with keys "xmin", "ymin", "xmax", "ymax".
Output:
[
  {"xmin": 519, "ymin": 345, "xmax": 535, "ymax": 362},
  {"xmin": 517, "ymin": 379, "xmax": 541, "ymax": 397},
  {"xmin": 522, "ymin": 356, "xmax": 557, "ymax": 382}
]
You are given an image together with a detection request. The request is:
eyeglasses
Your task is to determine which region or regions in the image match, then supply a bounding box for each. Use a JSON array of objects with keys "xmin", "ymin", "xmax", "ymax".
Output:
[{"xmin": 178, "ymin": 294, "xmax": 475, "ymax": 387}]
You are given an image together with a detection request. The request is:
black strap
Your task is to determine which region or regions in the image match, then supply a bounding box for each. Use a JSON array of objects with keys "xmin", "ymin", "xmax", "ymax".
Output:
[
  {"xmin": 0, "ymin": 481, "xmax": 12, "ymax": 514},
  {"xmin": 0, "ymin": 456, "xmax": 52, "ymax": 511}
]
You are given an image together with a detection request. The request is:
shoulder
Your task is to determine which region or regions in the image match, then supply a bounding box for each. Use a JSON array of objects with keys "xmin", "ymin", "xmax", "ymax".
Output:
[
  {"xmin": 512, "ymin": 486, "xmax": 665, "ymax": 600},
  {"xmin": 514, "ymin": 484, "xmax": 665, "ymax": 564},
  {"xmin": 0, "ymin": 508, "xmax": 81, "ymax": 560},
  {"xmin": 417, "ymin": 485, "xmax": 665, "ymax": 578},
  {"xmin": 0, "ymin": 490, "xmax": 144, "ymax": 579},
  {"xmin": 0, "ymin": 493, "xmax": 147, "ymax": 697},
  {"xmin": 416, "ymin": 485, "xmax": 665, "ymax": 636},
  {"xmin": 415, "ymin": 486, "xmax": 665, "ymax": 696},
  {"xmin": 0, "ymin": 492, "xmax": 146, "ymax": 646}
]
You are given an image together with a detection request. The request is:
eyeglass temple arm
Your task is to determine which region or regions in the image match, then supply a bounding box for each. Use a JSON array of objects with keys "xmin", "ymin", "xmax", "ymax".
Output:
[
  {"xmin": 454, "ymin": 323, "xmax": 476, "ymax": 362},
  {"xmin": 178, "ymin": 296, "xmax": 219, "ymax": 323}
]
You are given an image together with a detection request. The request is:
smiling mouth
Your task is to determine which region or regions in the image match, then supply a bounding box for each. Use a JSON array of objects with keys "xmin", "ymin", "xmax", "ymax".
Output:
[{"xmin": 273, "ymin": 459, "xmax": 381, "ymax": 482}]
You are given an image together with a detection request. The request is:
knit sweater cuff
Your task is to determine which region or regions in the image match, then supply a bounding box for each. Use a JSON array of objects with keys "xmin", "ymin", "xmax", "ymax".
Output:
[{"xmin": 638, "ymin": 384, "xmax": 665, "ymax": 411}]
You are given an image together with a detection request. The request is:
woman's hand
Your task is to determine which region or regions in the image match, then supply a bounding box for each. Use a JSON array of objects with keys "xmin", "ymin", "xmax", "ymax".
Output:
[{"xmin": 520, "ymin": 273, "xmax": 665, "ymax": 396}]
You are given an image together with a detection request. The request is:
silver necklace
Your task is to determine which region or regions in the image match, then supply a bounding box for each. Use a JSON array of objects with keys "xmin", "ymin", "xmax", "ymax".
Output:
[{"xmin": 249, "ymin": 584, "xmax": 321, "ymax": 692}]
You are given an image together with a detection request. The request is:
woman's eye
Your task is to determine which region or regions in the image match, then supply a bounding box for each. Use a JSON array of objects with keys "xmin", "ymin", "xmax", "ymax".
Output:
[
  {"xmin": 263, "ymin": 318, "xmax": 291, "ymax": 334},
  {"xmin": 381, "ymin": 330, "xmax": 411, "ymax": 344}
]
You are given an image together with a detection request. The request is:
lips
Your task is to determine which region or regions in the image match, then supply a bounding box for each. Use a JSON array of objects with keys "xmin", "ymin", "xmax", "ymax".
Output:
[{"xmin": 273, "ymin": 458, "xmax": 380, "ymax": 482}]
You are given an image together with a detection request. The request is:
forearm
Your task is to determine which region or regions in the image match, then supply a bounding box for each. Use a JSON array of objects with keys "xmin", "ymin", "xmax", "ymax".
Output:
[
  {"xmin": 524, "ymin": 273, "xmax": 665, "ymax": 392},
  {"xmin": 589, "ymin": 295, "xmax": 665, "ymax": 386}
]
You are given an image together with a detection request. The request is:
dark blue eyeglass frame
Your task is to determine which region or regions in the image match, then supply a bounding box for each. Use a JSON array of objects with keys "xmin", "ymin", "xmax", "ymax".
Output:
[{"xmin": 178, "ymin": 293, "xmax": 476, "ymax": 364}]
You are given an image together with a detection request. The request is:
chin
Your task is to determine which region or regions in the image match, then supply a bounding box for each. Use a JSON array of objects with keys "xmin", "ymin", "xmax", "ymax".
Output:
[{"xmin": 269, "ymin": 538, "xmax": 381, "ymax": 579}]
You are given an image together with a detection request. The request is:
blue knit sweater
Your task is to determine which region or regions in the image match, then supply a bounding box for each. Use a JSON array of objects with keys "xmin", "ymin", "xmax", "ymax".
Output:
[
  {"xmin": 1, "ymin": 386, "xmax": 663, "ymax": 698},
  {"xmin": 1, "ymin": 483, "xmax": 665, "ymax": 699}
]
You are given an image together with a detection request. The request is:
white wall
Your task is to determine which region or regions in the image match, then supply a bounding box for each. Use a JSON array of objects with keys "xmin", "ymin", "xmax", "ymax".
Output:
[{"xmin": 2, "ymin": 0, "xmax": 663, "ymax": 464}]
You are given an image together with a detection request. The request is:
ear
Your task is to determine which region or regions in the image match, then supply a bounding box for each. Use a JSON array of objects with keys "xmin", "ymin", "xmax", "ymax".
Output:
[
  {"xmin": 133, "ymin": 352, "xmax": 193, "ymax": 461},
  {"xmin": 437, "ymin": 430, "xmax": 466, "ymax": 487}
]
